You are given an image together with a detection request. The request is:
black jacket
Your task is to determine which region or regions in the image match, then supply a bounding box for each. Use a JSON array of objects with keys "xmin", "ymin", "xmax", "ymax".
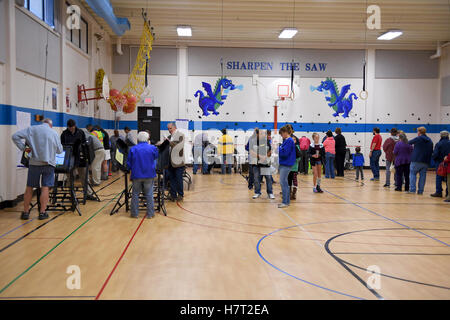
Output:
[
  {"xmin": 432, "ymin": 137, "xmax": 450, "ymax": 164},
  {"xmin": 61, "ymin": 127, "xmax": 86, "ymax": 166},
  {"xmin": 334, "ymin": 134, "xmax": 347, "ymax": 154}
]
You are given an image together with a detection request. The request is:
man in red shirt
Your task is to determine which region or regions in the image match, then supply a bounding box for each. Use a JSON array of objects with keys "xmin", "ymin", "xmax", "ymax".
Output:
[{"xmin": 370, "ymin": 127, "xmax": 382, "ymax": 181}]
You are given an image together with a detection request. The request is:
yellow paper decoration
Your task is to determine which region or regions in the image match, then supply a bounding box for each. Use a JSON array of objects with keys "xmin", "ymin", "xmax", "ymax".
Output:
[{"xmin": 120, "ymin": 22, "xmax": 153, "ymax": 101}]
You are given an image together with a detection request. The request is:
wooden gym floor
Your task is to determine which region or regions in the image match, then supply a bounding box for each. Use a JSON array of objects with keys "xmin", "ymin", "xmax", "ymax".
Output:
[{"xmin": 0, "ymin": 169, "xmax": 449, "ymax": 300}]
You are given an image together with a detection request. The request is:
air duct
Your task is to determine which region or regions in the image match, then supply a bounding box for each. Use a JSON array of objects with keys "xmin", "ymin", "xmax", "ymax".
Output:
[
  {"xmin": 430, "ymin": 42, "xmax": 442, "ymax": 59},
  {"xmin": 85, "ymin": 0, "xmax": 130, "ymax": 36}
]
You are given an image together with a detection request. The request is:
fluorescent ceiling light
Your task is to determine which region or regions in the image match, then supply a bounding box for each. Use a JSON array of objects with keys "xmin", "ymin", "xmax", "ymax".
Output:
[
  {"xmin": 377, "ymin": 30, "xmax": 403, "ymax": 40},
  {"xmin": 279, "ymin": 28, "xmax": 298, "ymax": 39},
  {"xmin": 177, "ymin": 26, "xmax": 192, "ymax": 37}
]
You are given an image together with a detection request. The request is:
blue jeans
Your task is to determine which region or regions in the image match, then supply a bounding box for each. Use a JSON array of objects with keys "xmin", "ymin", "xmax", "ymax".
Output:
[
  {"xmin": 131, "ymin": 178, "xmax": 154, "ymax": 217},
  {"xmin": 253, "ymin": 166, "xmax": 273, "ymax": 195},
  {"xmin": 221, "ymin": 154, "xmax": 232, "ymax": 174},
  {"xmin": 436, "ymin": 169, "xmax": 448, "ymax": 195},
  {"xmin": 409, "ymin": 162, "xmax": 428, "ymax": 193},
  {"xmin": 192, "ymin": 146, "xmax": 208, "ymax": 174},
  {"xmin": 279, "ymin": 165, "xmax": 292, "ymax": 205},
  {"xmin": 370, "ymin": 150, "xmax": 382, "ymax": 179},
  {"xmin": 168, "ymin": 166, "xmax": 184, "ymax": 198},
  {"xmin": 248, "ymin": 164, "xmax": 254, "ymax": 188},
  {"xmin": 325, "ymin": 152, "xmax": 335, "ymax": 178}
]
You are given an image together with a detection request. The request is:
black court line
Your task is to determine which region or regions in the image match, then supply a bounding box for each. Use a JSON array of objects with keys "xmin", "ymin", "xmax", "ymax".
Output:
[
  {"xmin": 325, "ymin": 227, "xmax": 450, "ymax": 298},
  {"xmin": 333, "ymin": 252, "xmax": 450, "ymax": 256},
  {"xmin": 0, "ymin": 212, "xmax": 66, "ymax": 253},
  {"xmin": 0, "ymin": 175, "xmax": 124, "ymax": 254}
]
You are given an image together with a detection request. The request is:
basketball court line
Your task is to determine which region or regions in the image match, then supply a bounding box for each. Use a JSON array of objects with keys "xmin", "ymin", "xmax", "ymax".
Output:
[
  {"xmin": 0, "ymin": 218, "xmax": 36, "ymax": 239},
  {"xmin": 325, "ymin": 228, "xmax": 450, "ymax": 292},
  {"xmin": 0, "ymin": 295, "xmax": 95, "ymax": 299},
  {"xmin": 0, "ymin": 174, "xmax": 124, "ymax": 247},
  {"xmin": 0, "ymin": 191, "xmax": 122, "ymax": 295},
  {"xmin": 95, "ymin": 214, "xmax": 147, "ymax": 300},
  {"xmin": 323, "ymin": 189, "xmax": 450, "ymax": 247}
]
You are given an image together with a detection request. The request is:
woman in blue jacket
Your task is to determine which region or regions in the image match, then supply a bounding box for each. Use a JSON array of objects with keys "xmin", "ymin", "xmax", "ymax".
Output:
[{"xmin": 278, "ymin": 126, "xmax": 296, "ymax": 208}]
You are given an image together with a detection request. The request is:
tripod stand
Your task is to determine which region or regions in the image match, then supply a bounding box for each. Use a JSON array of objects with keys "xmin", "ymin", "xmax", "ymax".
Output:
[{"xmin": 110, "ymin": 171, "xmax": 167, "ymax": 216}]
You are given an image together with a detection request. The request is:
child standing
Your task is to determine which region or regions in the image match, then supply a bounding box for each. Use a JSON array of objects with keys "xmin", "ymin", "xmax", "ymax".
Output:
[
  {"xmin": 323, "ymin": 130, "xmax": 336, "ymax": 179},
  {"xmin": 353, "ymin": 146, "xmax": 365, "ymax": 181},
  {"xmin": 308, "ymin": 133, "xmax": 325, "ymax": 193},
  {"xmin": 278, "ymin": 126, "xmax": 296, "ymax": 208},
  {"xmin": 288, "ymin": 136, "xmax": 301, "ymax": 200}
]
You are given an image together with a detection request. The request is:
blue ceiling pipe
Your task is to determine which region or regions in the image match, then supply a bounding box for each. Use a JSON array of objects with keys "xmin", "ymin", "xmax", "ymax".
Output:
[{"xmin": 85, "ymin": 0, "xmax": 130, "ymax": 36}]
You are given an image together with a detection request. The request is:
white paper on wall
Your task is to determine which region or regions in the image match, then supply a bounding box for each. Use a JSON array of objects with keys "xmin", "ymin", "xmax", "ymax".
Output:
[{"xmin": 16, "ymin": 111, "xmax": 31, "ymax": 167}]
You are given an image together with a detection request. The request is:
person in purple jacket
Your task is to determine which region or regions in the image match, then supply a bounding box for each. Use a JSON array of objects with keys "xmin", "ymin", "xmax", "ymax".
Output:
[
  {"xmin": 278, "ymin": 126, "xmax": 296, "ymax": 208},
  {"xmin": 393, "ymin": 133, "xmax": 413, "ymax": 192}
]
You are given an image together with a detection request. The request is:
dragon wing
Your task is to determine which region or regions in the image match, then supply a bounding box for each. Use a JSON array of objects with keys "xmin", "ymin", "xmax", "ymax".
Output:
[
  {"xmin": 201, "ymin": 82, "xmax": 215, "ymax": 98},
  {"xmin": 338, "ymin": 84, "xmax": 351, "ymax": 100}
]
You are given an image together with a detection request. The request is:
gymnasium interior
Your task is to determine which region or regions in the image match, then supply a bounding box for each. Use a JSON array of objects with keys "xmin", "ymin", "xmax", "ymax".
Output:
[{"xmin": 0, "ymin": 0, "xmax": 449, "ymax": 303}]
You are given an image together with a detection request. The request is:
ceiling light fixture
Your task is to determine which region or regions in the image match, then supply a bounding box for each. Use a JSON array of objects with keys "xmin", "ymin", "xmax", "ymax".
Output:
[
  {"xmin": 279, "ymin": 28, "xmax": 298, "ymax": 39},
  {"xmin": 177, "ymin": 26, "xmax": 192, "ymax": 37},
  {"xmin": 377, "ymin": 30, "xmax": 403, "ymax": 40}
]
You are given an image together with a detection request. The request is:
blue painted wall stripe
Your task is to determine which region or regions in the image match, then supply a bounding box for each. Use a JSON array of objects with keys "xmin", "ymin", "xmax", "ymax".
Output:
[{"xmin": 1, "ymin": 104, "xmax": 448, "ymax": 133}]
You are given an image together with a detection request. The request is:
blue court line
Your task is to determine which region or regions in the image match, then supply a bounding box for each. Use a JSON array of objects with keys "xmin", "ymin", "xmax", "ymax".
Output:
[
  {"xmin": 256, "ymin": 218, "xmax": 450, "ymax": 300},
  {"xmin": 324, "ymin": 189, "xmax": 450, "ymax": 247},
  {"xmin": 256, "ymin": 224, "xmax": 366, "ymax": 300},
  {"xmin": 0, "ymin": 218, "xmax": 36, "ymax": 240}
]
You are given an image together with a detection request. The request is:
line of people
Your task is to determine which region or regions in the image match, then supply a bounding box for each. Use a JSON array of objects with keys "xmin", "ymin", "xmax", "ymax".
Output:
[{"xmin": 368, "ymin": 126, "xmax": 450, "ymax": 202}]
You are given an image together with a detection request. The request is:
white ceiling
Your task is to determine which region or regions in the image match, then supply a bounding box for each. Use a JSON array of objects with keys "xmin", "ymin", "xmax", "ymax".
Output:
[{"xmin": 83, "ymin": 0, "xmax": 450, "ymax": 49}]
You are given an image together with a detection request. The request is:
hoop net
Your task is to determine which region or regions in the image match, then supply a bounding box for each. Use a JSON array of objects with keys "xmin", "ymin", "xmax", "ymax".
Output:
[
  {"xmin": 120, "ymin": 22, "xmax": 154, "ymax": 101},
  {"xmin": 112, "ymin": 95, "xmax": 127, "ymax": 113}
]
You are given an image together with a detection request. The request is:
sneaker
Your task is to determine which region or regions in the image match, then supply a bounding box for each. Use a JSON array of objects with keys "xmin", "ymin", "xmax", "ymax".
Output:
[
  {"xmin": 268, "ymin": 194, "xmax": 275, "ymax": 199},
  {"xmin": 20, "ymin": 211, "xmax": 30, "ymax": 220},
  {"xmin": 278, "ymin": 203, "xmax": 289, "ymax": 208},
  {"xmin": 383, "ymin": 184, "xmax": 390, "ymax": 188},
  {"xmin": 252, "ymin": 193, "xmax": 262, "ymax": 199},
  {"xmin": 316, "ymin": 186, "xmax": 324, "ymax": 193},
  {"xmin": 313, "ymin": 187, "xmax": 318, "ymax": 193},
  {"xmin": 417, "ymin": 192, "xmax": 423, "ymax": 195},
  {"xmin": 430, "ymin": 193, "xmax": 443, "ymax": 198},
  {"xmin": 444, "ymin": 199, "xmax": 450, "ymax": 203},
  {"xmin": 38, "ymin": 212, "xmax": 49, "ymax": 220},
  {"xmin": 407, "ymin": 191, "xmax": 416, "ymax": 194},
  {"xmin": 395, "ymin": 188, "xmax": 402, "ymax": 192},
  {"xmin": 130, "ymin": 215, "xmax": 139, "ymax": 219},
  {"xmin": 146, "ymin": 214, "xmax": 155, "ymax": 219},
  {"xmin": 370, "ymin": 178, "xmax": 379, "ymax": 181}
]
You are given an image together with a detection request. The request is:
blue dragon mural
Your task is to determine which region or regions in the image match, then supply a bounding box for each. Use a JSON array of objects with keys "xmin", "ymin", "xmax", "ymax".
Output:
[
  {"xmin": 194, "ymin": 77, "xmax": 243, "ymax": 116},
  {"xmin": 310, "ymin": 77, "xmax": 358, "ymax": 118}
]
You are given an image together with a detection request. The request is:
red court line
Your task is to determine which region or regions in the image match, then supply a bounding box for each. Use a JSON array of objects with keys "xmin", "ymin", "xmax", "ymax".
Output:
[{"xmin": 95, "ymin": 216, "xmax": 146, "ymax": 300}]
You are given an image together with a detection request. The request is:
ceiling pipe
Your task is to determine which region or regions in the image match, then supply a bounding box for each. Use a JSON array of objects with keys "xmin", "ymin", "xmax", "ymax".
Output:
[
  {"xmin": 85, "ymin": 0, "xmax": 130, "ymax": 36},
  {"xmin": 430, "ymin": 42, "xmax": 442, "ymax": 59},
  {"xmin": 116, "ymin": 37, "xmax": 123, "ymax": 55}
]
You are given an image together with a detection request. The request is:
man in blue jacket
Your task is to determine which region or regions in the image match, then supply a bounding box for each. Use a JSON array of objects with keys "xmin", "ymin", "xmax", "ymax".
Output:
[
  {"xmin": 127, "ymin": 131, "xmax": 159, "ymax": 219},
  {"xmin": 408, "ymin": 127, "xmax": 434, "ymax": 195},
  {"xmin": 431, "ymin": 131, "xmax": 450, "ymax": 198},
  {"xmin": 278, "ymin": 126, "xmax": 296, "ymax": 208}
]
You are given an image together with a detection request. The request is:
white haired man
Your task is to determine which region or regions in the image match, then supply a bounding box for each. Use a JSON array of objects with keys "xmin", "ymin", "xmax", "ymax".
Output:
[
  {"xmin": 12, "ymin": 118, "xmax": 63, "ymax": 220},
  {"xmin": 127, "ymin": 131, "xmax": 159, "ymax": 218}
]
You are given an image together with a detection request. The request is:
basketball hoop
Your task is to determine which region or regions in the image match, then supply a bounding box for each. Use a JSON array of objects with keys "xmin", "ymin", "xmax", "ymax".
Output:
[{"xmin": 112, "ymin": 94, "xmax": 127, "ymax": 113}]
